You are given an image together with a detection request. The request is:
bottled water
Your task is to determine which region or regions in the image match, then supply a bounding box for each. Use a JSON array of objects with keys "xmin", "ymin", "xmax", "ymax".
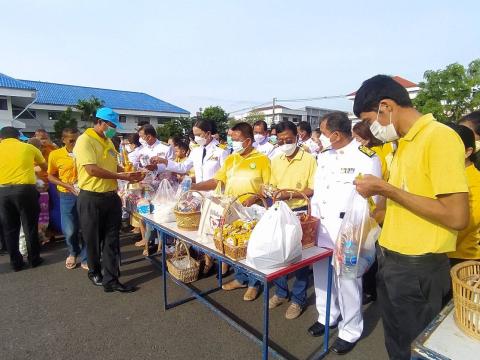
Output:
[
  {"xmin": 342, "ymin": 238, "xmax": 359, "ymax": 278},
  {"xmin": 176, "ymin": 176, "xmax": 192, "ymax": 198}
]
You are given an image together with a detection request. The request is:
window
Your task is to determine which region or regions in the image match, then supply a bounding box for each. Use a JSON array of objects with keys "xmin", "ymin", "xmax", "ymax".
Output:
[
  {"xmin": 119, "ymin": 115, "xmax": 127, "ymax": 123},
  {"xmin": 283, "ymin": 116, "xmax": 289, "ymax": 122},
  {"xmin": 12, "ymin": 105, "xmax": 36, "ymax": 119},
  {"xmin": 0, "ymin": 98, "xmax": 7, "ymax": 110},
  {"xmin": 137, "ymin": 116, "xmax": 150, "ymax": 125},
  {"xmin": 48, "ymin": 112, "xmax": 61, "ymax": 121},
  {"xmin": 157, "ymin": 117, "xmax": 171, "ymax": 125}
]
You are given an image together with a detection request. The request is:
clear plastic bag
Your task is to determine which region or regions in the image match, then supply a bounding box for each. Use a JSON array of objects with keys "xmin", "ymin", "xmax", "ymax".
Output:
[
  {"xmin": 151, "ymin": 179, "xmax": 177, "ymax": 223},
  {"xmin": 334, "ymin": 190, "xmax": 380, "ymax": 279}
]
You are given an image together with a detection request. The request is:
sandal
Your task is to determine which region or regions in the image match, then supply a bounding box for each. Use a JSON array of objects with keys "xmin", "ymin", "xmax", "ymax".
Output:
[
  {"xmin": 80, "ymin": 263, "xmax": 89, "ymax": 271},
  {"xmin": 65, "ymin": 256, "xmax": 76, "ymax": 269},
  {"xmin": 203, "ymin": 255, "xmax": 214, "ymax": 275}
]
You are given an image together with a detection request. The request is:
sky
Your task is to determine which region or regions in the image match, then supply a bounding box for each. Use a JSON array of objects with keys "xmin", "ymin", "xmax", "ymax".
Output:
[{"xmin": 1, "ymin": 0, "xmax": 479, "ymax": 115}]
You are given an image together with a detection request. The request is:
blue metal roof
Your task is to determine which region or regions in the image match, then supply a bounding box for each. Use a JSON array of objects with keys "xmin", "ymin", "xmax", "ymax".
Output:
[
  {"xmin": 17, "ymin": 79, "xmax": 189, "ymax": 115},
  {"xmin": 0, "ymin": 73, "xmax": 36, "ymax": 90}
]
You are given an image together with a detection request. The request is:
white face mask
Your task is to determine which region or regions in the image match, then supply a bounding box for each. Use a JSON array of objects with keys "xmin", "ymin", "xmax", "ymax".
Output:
[
  {"xmin": 475, "ymin": 140, "xmax": 480, "ymax": 154},
  {"xmin": 254, "ymin": 134, "xmax": 266, "ymax": 144},
  {"xmin": 139, "ymin": 138, "xmax": 148, "ymax": 147},
  {"xmin": 279, "ymin": 143, "xmax": 297, "ymax": 156},
  {"xmin": 319, "ymin": 134, "xmax": 331, "ymax": 149},
  {"xmin": 370, "ymin": 106, "xmax": 399, "ymax": 143},
  {"xmin": 231, "ymin": 140, "xmax": 246, "ymax": 154},
  {"xmin": 125, "ymin": 144, "xmax": 134, "ymax": 153},
  {"xmin": 194, "ymin": 136, "xmax": 207, "ymax": 147}
]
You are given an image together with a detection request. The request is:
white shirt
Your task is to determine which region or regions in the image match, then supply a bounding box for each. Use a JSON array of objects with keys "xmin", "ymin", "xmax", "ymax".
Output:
[
  {"xmin": 165, "ymin": 139, "xmax": 229, "ymax": 182},
  {"xmin": 132, "ymin": 139, "xmax": 173, "ymax": 169},
  {"xmin": 311, "ymin": 139, "xmax": 382, "ymax": 249},
  {"xmin": 254, "ymin": 138, "xmax": 276, "ymax": 158}
]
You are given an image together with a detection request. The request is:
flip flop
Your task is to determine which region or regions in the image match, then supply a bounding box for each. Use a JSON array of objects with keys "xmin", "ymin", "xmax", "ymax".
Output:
[{"xmin": 65, "ymin": 256, "xmax": 76, "ymax": 269}]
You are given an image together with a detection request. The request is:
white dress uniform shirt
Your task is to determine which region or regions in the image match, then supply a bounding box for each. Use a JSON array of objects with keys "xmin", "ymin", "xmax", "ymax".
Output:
[
  {"xmin": 254, "ymin": 137, "xmax": 276, "ymax": 158},
  {"xmin": 132, "ymin": 139, "xmax": 173, "ymax": 169},
  {"xmin": 164, "ymin": 139, "xmax": 229, "ymax": 182},
  {"xmin": 311, "ymin": 139, "xmax": 381, "ymax": 344}
]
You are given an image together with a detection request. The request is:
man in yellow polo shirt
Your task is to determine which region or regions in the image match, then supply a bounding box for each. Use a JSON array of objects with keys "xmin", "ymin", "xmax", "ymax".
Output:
[
  {"xmin": 48, "ymin": 128, "xmax": 88, "ymax": 270},
  {"xmin": 353, "ymin": 75, "xmax": 469, "ymax": 360},
  {"xmin": 266, "ymin": 120, "xmax": 316, "ymax": 320},
  {"xmin": 192, "ymin": 122, "xmax": 271, "ymax": 301},
  {"xmin": 0, "ymin": 126, "xmax": 47, "ymax": 271},
  {"xmin": 74, "ymin": 107, "xmax": 143, "ymax": 293}
]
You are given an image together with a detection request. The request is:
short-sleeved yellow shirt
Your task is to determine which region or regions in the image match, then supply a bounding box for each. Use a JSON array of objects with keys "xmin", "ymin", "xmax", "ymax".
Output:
[
  {"xmin": 48, "ymin": 147, "xmax": 77, "ymax": 192},
  {"xmin": 379, "ymin": 114, "xmax": 469, "ymax": 255},
  {"xmin": 448, "ymin": 165, "xmax": 480, "ymax": 259},
  {"xmin": 0, "ymin": 138, "xmax": 45, "ymax": 185},
  {"xmin": 214, "ymin": 149, "xmax": 270, "ymax": 202},
  {"xmin": 73, "ymin": 131, "xmax": 118, "ymax": 193},
  {"xmin": 270, "ymin": 148, "xmax": 317, "ymax": 209},
  {"xmin": 372, "ymin": 142, "xmax": 394, "ymax": 180}
]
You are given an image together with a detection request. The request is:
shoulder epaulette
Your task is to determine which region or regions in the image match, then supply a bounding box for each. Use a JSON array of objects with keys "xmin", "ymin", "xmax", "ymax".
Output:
[{"xmin": 358, "ymin": 145, "xmax": 376, "ymax": 157}]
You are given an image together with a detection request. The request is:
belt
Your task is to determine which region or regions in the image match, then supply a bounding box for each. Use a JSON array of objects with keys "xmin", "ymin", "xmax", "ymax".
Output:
[
  {"xmin": 379, "ymin": 246, "xmax": 447, "ymax": 266},
  {"xmin": 79, "ymin": 189, "xmax": 118, "ymax": 197}
]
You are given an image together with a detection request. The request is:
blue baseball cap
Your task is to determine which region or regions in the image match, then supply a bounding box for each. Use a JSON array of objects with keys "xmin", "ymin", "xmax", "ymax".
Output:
[
  {"xmin": 19, "ymin": 131, "xmax": 29, "ymax": 141},
  {"xmin": 96, "ymin": 107, "xmax": 123, "ymax": 129}
]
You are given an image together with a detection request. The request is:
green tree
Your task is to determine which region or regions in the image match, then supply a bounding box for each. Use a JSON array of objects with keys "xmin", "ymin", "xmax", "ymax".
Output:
[
  {"xmin": 243, "ymin": 110, "xmax": 265, "ymax": 126},
  {"xmin": 76, "ymin": 96, "xmax": 104, "ymax": 123},
  {"xmin": 156, "ymin": 117, "xmax": 194, "ymax": 142},
  {"xmin": 53, "ymin": 107, "xmax": 78, "ymax": 140},
  {"xmin": 201, "ymin": 106, "xmax": 229, "ymax": 136},
  {"xmin": 414, "ymin": 59, "xmax": 480, "ymax": 123}
]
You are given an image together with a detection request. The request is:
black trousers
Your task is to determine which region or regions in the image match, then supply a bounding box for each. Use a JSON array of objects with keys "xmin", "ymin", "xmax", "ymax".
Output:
[
  {"xmin": 376, "ymin": 245, "xmax": 451, "ymax": 360},
  {"xmin": 77, "ymin": 190, "xmax": 122, "ymax": 286},
  {"xmin": 0, "ymin": 185, "xmax": 41, "ymax": 268}
]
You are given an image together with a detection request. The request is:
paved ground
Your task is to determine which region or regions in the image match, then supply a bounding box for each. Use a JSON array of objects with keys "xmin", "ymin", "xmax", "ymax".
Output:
[{"xmin": 0, "ymin": 236, "xmax": 388, "ymax": 360}]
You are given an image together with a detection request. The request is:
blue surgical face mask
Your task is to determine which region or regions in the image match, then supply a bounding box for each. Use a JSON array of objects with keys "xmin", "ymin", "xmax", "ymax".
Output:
[
  {"xmin": 226, "ymin": 135, "xmax": 233, "ymax": 149},
  {"xmin": 104, "ymin": 125, "xmax": 117, "ymax": 139},
  {"xmin": 269, "ymin": 135, "xmax": 278, "ymax": 145}
]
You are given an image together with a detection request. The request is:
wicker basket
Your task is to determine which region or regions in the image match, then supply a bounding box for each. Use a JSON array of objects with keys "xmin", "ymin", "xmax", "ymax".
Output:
[
  {"xmin": 166, "ymin": 241, "xmax": 200, "ymax": 283},
  {"xmin": 273, "ymin": 189, "xmax": 319, "ymax": 249},
  {"xmin": 174, "ymin": 190, "xmax": 204, "ymax": 230},
  {"xmin": 451, "ymin": 260, "xmax": 480, "ymax": 340},
  {"xmin": 214, "ymin": 192, "xmax": 267, "ymax": 261}
]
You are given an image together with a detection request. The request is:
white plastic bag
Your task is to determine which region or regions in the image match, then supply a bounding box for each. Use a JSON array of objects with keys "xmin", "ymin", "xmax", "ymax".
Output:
[
  {"xmin": 152, "ymin": 179, "xmax": 176, "ymax": 223},
  {"xmin": 334, "ymin": 190, "xmax": 380, "ymax": 278},
  {"xmin": 246, "ymin": 201, "xmax": 303, "ymax": 269}
]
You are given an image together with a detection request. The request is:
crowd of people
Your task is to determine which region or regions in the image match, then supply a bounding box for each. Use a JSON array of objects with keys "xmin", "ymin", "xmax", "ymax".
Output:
[{"xmin": 0, "ymin": 74, "xmax": 479, "ymax": 359}]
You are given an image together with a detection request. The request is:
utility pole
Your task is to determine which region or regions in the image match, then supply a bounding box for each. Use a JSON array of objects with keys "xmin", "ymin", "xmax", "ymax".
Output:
[{"xmin": 272, "ymin": 97, "xmax": 276, "ymax": 125}]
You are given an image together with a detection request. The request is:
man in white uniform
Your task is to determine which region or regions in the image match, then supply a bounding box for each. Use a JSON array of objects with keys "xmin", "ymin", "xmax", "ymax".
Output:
[
  {"xmin": 297, "ymin": 121, "xmax": 320, "ymax": 155},
  {"xmin": 134, "ymin": 124, "xmax": 173, "ymax": 171},
  {"xmin": 309, "ymin": 112, "xmax": 381, "ymax": 355},
  {"xmin": 253, "ymin": 120, "xmax": 275, "ymax": 158}
]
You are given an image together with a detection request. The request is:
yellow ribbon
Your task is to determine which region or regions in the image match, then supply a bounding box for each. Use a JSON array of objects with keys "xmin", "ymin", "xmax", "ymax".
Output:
[{"xmin": 84, "ymin": 128, "xmax": 118, "ymax": 159}]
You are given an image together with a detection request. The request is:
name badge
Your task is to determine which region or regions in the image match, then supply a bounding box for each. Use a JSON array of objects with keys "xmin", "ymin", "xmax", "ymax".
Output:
[{"xmin": 340, "ymin": 167, "xmax": 355, "ymax": 174}]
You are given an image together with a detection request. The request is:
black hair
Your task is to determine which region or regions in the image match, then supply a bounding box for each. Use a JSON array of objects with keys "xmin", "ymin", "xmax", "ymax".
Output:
[
  {"xmin": 446, "ymin": 123, "xmax": 476, "ymax": 162},
  {"xmin": 253, "ymin": 120, "xmax": 268, "ymax": 132},
  {"xmin": 137, "ymin": 120, "xmax": 150, "ymax": 127},
  {"xmin": 231, "ymin": 122, "xmax": 254, "ymax": 140},
  {"xmin": 0, "ymin": 126, "xmax": 20, "ymax": 139},
  {"xmin": 275, "ymin": 121, "xmax": 298, "ymax": 136},
  {"xmin": 62, "ymin": 128, "xmax": 79, "ymax": 137},
  {"xmin": 127, "ymin": 133, "xmax": 141, "ymax": 147},
  {"xmin": 353, "ymin": 75, "xmax": 413, "ymax": 117},
  {"xmin": 460, "ymin": 111, "xmax": 480, "ymax": 136},
  {"xmin": 322, "ymin": 112, "xmax": 352, "ymax": 136},
  {"xmin": 297, "ymin": 121, "xmax": 312, "ymax": 136},
  {"xmin": 140, "ymin": 124, "xmax": 157, "ymax": 138},
  {"xmin": 194, "ymin": 119, "xmax": 215, "ymax": 134},
  {"xmin": 174, "ymin": 139, "xmax": 189, "ymax": 152}
]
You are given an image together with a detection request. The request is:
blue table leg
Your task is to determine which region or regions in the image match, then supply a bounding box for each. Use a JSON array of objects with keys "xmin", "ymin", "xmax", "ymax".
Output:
[
  {"xmin": 217, "ymin": 260, "xmax": 223, "ymax": 288},
  {"xmin": 160, "ymin": 230, "xmax": 168, "ymax": 311},
  {"xmin": 323, "ymin": 255, "xmax": 333, "ymax": 354},
  {"xmin": 263, "ymin": 280, "xmax": 270, "ymax": 360}
]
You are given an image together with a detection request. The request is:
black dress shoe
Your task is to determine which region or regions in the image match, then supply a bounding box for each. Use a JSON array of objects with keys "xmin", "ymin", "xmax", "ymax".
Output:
[
  {"xmin": 88, "ymin": 273, "xmax": 103, "ymax": 286},
  {"xmin": 330, "ymin": 338, "xmax": 357, "ymax": 355},
  {"xmin": 104, "ymin": 282, "xmax": 137, "ymax": 293},
  {"xmin": 12, "ymin": 261, "xmax": 25, "ymax": 272},
  {"xmin": 308, "ymin": 321, "xmax": 338, "ymax": 337},
  {"xmin": 362, "ymin": 293, "xmax": 377, "ymax": 305},
  {"xmin": 30, "ymin": 257, "xmax": 44, "ymax": 268}
]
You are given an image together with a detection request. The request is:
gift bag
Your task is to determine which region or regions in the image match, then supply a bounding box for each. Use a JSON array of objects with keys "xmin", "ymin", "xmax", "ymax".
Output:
[
  {"xmin": 246, "ymin": 201, "xmax": 303, "ymax": 269},
  {"xmin": 334, "ymin": 190, "xmax": 380, "ymax": 279},
  {"xmin": 151, "ymin": 179, "xmax": 177, "ymax": 223}
]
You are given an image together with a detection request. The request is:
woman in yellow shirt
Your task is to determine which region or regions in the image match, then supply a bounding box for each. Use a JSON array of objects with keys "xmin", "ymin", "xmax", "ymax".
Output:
[{"xmin": 447, "ymin": 124, "xmax": 480, "ymax": 266}]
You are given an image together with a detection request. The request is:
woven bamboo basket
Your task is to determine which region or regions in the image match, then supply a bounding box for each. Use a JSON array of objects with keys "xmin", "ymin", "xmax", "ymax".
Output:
[
  {"xmin": 273, "ymin": 189, "xmax": 319, "ymax": 249},
  {"xmin": 166, "ymin": 241, "xmax": 200, "ymax": 283},
  {"xmin": 451, "ymin": 260, "xmax": 480, "ymax": 340},
  {"xmin": 174, "ymin": 190, "xmax": 204, "ymax": 230},
  {"xmin": 213, "ymin": 192, "xmax": 267, "ymax": 261}
]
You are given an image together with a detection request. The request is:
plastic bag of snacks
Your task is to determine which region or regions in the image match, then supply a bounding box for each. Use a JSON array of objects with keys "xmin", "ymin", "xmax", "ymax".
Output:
[
  {"xmin": 174, "ymin": 191, "xmax": 204, "ymax": 230},
  {"xmin": 214, "ymin": 219, "xmax": 258, "ymax": 247},
  {"xmin": 152, "ymin": 179, "xmax": 177, "ymax": 223},
  {"xmin": 334, "ymin": 190, "xmax": 380, "ymax": 279}
]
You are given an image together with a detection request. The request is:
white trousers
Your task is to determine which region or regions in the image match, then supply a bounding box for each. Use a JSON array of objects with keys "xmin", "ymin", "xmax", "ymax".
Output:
[{"xmin": 313, "ymin": 258, "xmax": 363, "ymax": 343}]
